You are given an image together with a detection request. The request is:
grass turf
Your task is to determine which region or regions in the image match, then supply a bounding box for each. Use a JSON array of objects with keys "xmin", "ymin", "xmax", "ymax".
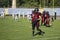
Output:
[{"xmin": 0, "ymin": 16, "xmax": 60, "ymax": 40}]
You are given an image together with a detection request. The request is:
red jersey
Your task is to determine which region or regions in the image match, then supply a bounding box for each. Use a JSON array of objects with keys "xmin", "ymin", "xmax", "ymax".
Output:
[
  {"xmin": 46, "ymin": 12, "xmax": 50, "ymax": 24},
  {"xmin": 41, "ymin": 14, "xmax": 44, "ymax": 22},
  {"xmin": 31, "ymin": 11, "xmax": 41, "ymax": 22}
]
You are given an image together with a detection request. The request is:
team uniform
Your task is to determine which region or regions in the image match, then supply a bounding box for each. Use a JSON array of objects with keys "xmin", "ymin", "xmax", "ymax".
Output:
[
  {"xmin": 41, "ymin": 11, "xmax": 46, "ymax": 25},
  {"xmin": 41, "ymin": 14, "xmax": 44, "ymax": 25},
  {"xmin": 41, "ymin": 11, "xmax": 50, "ymax": 27},
  {"xmin": 45, "ymin": 12, "xmax": 50, "ymax": 27},
  {"xmin": 32, "ymin": 11, "xmax": 41, "ymax": 30},
  {"xmin": 31, "ymin": 9, "xmax": 44, "ymax": 36}
]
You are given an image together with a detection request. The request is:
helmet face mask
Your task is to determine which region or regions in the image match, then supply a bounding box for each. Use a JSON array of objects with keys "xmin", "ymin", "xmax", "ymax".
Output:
[{"xmin": 35, "ymin": 8, "xmax": 39, "ymax": 12}]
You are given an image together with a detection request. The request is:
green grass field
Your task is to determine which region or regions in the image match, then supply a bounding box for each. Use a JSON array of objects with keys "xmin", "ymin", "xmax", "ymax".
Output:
[{"xmin": 0, "ymin": 16, "xmax": 60, "ymax": 40}]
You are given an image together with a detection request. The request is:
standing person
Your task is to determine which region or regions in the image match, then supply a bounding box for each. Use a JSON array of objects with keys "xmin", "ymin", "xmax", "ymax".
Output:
[
  {"xmin": 45, "ymin": 11, "xmax": 50, "ymax": 27},
  {"xmin": 31, "ymin": 8, "xmax": 44, "ymax": 36},
  {"xmin": 54, "ymin": 12, "xmax": 56, "ymax": 20},
  {"xmin": 15, "ymin": 14, "xmax": 18, "ymax": 21},
  {"xmin": 41, "ymin": 11, "xmax": 45, "ymax": 25}
]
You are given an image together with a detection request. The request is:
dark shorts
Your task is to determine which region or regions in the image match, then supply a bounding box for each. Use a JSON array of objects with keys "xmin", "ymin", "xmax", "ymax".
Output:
[{"xmin": 32, "ymin": 20, "xmax": 40, "ymax": 30}]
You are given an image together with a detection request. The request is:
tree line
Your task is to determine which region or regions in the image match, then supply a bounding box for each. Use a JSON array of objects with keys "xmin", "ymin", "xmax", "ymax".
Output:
[{"xmin": 0, "ymin": 0, "xmax": 60, "ymax": 8}]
